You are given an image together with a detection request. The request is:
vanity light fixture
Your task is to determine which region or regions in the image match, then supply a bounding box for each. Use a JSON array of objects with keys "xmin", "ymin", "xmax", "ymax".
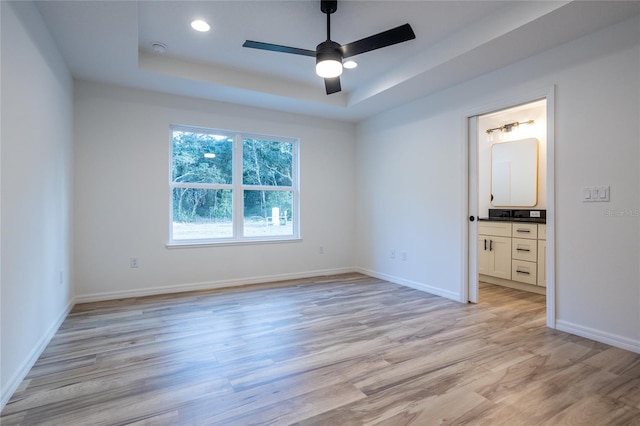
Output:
[{"xmin": 486, "ymin": 120, "xmax": 535, "ymax": 135}]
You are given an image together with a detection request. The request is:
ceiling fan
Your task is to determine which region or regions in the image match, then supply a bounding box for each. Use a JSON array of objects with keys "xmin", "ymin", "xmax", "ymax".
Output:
[{"xmin": 242, "ymin": 0, "xmax": 416, "ymax": 95}]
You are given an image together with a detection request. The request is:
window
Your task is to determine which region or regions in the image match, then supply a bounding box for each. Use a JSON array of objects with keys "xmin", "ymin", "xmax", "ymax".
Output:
[{"xmin": 170, "ymin": 126, "xmax": 299, "ymax": 244}]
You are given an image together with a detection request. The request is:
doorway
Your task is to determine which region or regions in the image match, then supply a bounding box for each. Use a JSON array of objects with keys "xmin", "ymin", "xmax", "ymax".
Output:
[{"xmin": 466, "ymin": 91, "xmax": 556, "ymax": 328}]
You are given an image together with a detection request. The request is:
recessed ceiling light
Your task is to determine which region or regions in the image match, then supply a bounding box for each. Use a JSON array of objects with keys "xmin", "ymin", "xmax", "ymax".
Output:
[
  {"xmin": 190, "ymin": 20, "xmax": 210, "ymax": 32},
  {"xmin": 343, "ymin": 60, "xmax": 358, "ymax": 69}
]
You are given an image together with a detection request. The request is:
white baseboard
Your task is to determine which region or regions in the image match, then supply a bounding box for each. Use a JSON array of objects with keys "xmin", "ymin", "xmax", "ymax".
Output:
[
  {"xmin": 356, "ymin": 267, "xmax": 461, "ymax": 301},
  {"xmin": 74, "ymin": 267, "xmax": 357, "ymax": 303},
  {"xmin": 556, "ymin": 319, "xmax": 640, "ymax": 354},
  {"xmin": 1, "ymin": 298, "xmax": 75, "ymax": 410},
  {"xmin": 479, "ymin": 274, "xmax": 546, "ymax": 295}
]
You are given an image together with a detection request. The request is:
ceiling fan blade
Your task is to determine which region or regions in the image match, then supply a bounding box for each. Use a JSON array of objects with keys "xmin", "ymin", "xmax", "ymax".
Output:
[
  {"xmin": 324, "ymin": 77, "xmax": 341, "ymax": 95},
  {"xmin": 243, "ymin": 40, "xmax": 316, "ymax": 57},
  {"xmin": 341, "ymin": 23, "xmax": 415, "ymax": 58}
]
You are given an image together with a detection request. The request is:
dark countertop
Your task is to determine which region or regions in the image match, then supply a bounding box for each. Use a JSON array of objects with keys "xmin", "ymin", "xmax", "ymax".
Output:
[{"xmin": 478, "ymin": 217, "xmax": 546, "ymax": 224}]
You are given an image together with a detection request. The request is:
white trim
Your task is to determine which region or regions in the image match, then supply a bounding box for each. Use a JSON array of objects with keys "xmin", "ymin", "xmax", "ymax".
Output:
[
  {"xmin": 556, "ymin": 320, "xmax": 640, "ymax": 354},
  {"xmin": 1, "ymin": 299, "xmax": 75, "ymax": 410},
  {"xmin": 480, "ymin": 274, "xmax": 546, "ymax": 295},
  {"xmin": 544, "ymin": 86, "xmax": 556, "ymax": 329},
  {"xmin": 166, "ymin": 236, "xmax": 302, "ymax": 249},
  {"xmin": 465, "ymin": 116, "xmax": 478, "ymax": 303},
  {"xmin": 357, "ymin": 267, "xmax": 460, "ymax": 301},
  {"xmin": 233, "ymin": 133, "xmax": 243, "ymax": 238},
  {"xmin": 74, "ymin": 267, "xmax": 356, "ymax": 303}
]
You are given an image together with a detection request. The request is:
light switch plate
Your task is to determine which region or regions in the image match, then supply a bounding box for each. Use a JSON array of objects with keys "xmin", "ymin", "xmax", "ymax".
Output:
[{"xmin": 582, "ymin": 186, "xmax": 610, "ymax": 202}]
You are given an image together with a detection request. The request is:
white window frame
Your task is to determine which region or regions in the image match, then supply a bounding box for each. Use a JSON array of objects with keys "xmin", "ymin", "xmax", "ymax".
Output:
[{"xmin": 168, "ymin": 125, "xmax": 300, "ymax": 247}]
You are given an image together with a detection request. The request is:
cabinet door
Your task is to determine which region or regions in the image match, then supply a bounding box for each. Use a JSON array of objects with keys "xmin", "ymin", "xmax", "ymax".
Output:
[
  {"xmin": 478, "ymin": 234, "xmax": 511, "ymax": 280},
  {"xmin": 537, "ymin": 240, "xmax": 546, "ymax": 287},
  {"xmin": 478, "ymin": 236, "xmax": 491, "ymax": 276},
  {"xmin": 488, "ymin": 236, "xmax": 512, "ymax": 280}
]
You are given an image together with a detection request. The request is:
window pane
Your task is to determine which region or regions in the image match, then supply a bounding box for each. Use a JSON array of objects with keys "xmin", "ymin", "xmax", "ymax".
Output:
[
  {"xmin": 172, "ymin": 188, "xmax": 233, "ymax": 239},
  {"xmin": 243, "ymin": 190, "xmax": 293, "ymax": 237},
  {"xmin": 243, "ymin": 138, "xmax": 293, "ymax": 186},
  {"xmin": 172, "ymin": 131, "xmax": 233, "ymax": 184}
]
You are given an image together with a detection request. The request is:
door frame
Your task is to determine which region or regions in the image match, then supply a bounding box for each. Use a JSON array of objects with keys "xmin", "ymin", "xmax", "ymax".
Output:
[{"xmin": 461, "ymin": 86, "xmax": 556, "ymax": 328}]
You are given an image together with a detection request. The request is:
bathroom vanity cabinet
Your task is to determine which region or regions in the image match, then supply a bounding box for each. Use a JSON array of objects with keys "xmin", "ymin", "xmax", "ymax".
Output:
[{"xmin": 478, "ymin": 221, "xmax": 546, "ymax": 293}]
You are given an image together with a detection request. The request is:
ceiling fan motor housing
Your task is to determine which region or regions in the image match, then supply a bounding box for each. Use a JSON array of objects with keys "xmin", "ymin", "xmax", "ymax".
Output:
[
  {"xmin": 316, "ymin": 40, "xmax": 343, "ymax": 78},
  {"xmin": 320, "ymin": 1, "xmax": 338, "ymax": 14},
  {"xmin": 316, "ymin": 40, "xmax": 343, "ymax": 63}
]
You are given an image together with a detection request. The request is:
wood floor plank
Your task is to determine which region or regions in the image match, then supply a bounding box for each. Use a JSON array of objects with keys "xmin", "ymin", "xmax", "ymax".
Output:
[
  {"xmin": 3, "ymin": 275, "xmax": 640, "ymax": 425},
  {"xmin": 541, "ymin": 394, "xmax": 640, "ymax": 426}
]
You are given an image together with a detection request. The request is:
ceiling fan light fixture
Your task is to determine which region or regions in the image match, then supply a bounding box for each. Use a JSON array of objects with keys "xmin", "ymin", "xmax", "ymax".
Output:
[
  {"xmin": 242, "ymin": 1, "xmax": 416, "ymax": 94},
  {"xmin": 315, "ymin": 40, "xmax": 343, "ymax": 78},
  {"xmin": 316, "ymin": 59, "xmax": 342, "ymax": 78},
  {"xmin": 190, "ymin": 19, "xmax": 210, "ymax": 32}
]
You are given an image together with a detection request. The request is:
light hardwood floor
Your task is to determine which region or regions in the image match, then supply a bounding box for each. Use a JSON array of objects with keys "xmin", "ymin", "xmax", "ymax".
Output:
[{"xmin": 3, "ymin": 274, "xmax": 640, "ymax": 425}]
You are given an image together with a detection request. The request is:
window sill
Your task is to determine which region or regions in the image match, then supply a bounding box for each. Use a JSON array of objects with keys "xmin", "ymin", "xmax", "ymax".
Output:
[{"xmin": 166, "ymin": 237, "xmax": 302, "ymax": 249}]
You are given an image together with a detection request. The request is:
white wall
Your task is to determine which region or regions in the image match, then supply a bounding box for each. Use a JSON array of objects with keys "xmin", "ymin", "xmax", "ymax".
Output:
[
  {"xmin": 1, "ymin": 1, "xmax": 74, "ymax": 406},
  {"xmin": 355, "ymin": 104, "xmax": 464, "ymax": 300},
  {"xmin": 356, "ymin": 15, "xmax": 640, "ymax": 351},
  {"xmin": 73, "ymin": 81, "xmax": 357, "ymax": 300}
]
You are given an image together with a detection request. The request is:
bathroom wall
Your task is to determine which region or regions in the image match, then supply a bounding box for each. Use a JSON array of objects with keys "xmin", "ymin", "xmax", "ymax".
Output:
[{"xmin": 478, "ymin": 100, "xmax": 547, "ymax": 216}]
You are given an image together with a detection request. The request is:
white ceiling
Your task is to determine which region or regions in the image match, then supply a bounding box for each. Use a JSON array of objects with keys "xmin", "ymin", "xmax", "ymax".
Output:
[{"xmin": 35, "ymin": 0, "xmax": 640, "ymax": 122}]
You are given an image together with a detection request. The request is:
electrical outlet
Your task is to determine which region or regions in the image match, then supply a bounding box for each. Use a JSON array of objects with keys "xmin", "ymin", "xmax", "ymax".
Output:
[
  {"xmin": 130, "ymin": 257, "xmax": 139, "ymax": 268},
  {"xmin": 390, "ymin": 249, "xmax": 396, "ymax": 259},
  {"xmin": 59, "ymin": 271, "xmax": 64, "ymax": 285},
  {"xmin": 401, "ymin": 251, "xmax": 407, "ymax": 261},
  {"xmin": 319, "ymin": 246, "xmax": 324, "ymax": 255}
]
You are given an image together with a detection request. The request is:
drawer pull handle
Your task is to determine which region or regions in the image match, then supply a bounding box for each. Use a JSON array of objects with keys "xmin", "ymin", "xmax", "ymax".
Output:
[
  {"xmin": 516, "ymin": 229, "xmax": 531, "ymax": 233},
  {"xmin": 516, "ymin": 248, "xmax": 531, "ymax": 252},
  {"xmin": 516, "ymin": 270, "xmax": 530, "ymax": 275}
]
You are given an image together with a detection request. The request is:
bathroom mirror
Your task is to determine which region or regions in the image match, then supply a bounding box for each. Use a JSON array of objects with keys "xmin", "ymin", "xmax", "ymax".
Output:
[{"xmin": 491, "ymin": 138, "xmax": 538, "ymax": 206}]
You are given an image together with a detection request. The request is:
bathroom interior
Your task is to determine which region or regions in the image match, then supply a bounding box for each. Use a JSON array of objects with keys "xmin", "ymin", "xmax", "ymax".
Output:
[{"xmin": 476, "ymin": 99, "xmax": 548, "ymax": 304}]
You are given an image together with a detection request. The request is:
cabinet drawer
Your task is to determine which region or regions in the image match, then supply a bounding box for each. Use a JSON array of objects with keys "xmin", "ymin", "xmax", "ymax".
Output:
[
  {"xmin": 479, "ymin": 221, "xmax": 512, "ymax": 237},
  {"xmin": 512, "ymin": 223, "xmax": 537, "ymax": 239},
  {"xmin": 512, "ymin": 260, "xmax": 537, "ymax": 285},
  {"xmin": 538, "ymin": 224, "xmax": 546, "ymax": 240},
  {"xmin": 512, "ymin": 238, "xmax": 537, "ymax": 262}
]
